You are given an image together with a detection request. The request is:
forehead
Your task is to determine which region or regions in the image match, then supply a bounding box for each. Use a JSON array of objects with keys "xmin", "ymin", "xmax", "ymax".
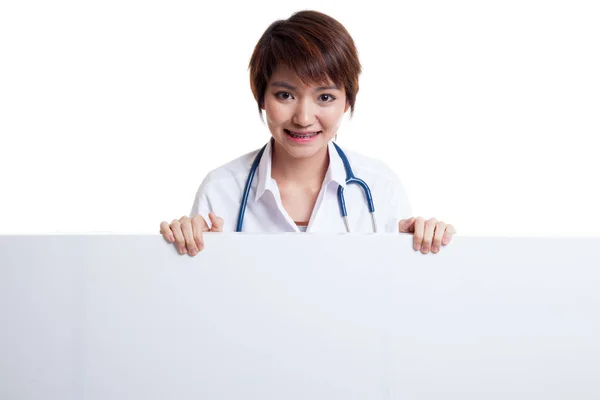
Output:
[{"xmin": 269, "ymin": 64, "xmax": 335, "ymax": 88}]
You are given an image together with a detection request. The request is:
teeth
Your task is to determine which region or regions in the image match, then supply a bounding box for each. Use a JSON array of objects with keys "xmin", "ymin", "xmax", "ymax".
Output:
[{"xmin": 287, "ymin": 130, "xmax": 319, "ymax": 139}]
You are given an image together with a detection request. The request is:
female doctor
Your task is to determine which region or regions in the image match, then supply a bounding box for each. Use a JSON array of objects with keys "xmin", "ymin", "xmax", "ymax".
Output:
[{"xmin": 159, "ymin": 10, "xmax": 456, "ymax": 256}]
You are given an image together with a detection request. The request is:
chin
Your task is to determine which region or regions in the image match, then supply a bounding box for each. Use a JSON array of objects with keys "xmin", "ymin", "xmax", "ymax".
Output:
[
  {"xmin": 288, "ymin": 148, "xmax": 324, "ymax": 160},
  {"xmin": 276, "ymin": 137, "xmax": 328, "ymax": 159}
]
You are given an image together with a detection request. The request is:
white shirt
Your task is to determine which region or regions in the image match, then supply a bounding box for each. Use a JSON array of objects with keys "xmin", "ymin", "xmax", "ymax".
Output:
[{"xmin": 190, "ymin": 140, "xmax": 412, "ymax": 233}]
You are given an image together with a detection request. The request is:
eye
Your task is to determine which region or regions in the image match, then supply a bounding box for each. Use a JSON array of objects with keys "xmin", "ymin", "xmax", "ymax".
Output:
[
  {"xmin": 276, "ymin": 91, "xmax": 293, "ymax": 100},
  {"xmin": 319, "ymin": 94, "xmax": 336, "ymax": 102}
]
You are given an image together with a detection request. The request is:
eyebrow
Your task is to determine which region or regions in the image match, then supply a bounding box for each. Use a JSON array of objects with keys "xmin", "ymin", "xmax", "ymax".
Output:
[{"xmin": 270, "ymin": 81, "xmax": 340, "ymax": 91}]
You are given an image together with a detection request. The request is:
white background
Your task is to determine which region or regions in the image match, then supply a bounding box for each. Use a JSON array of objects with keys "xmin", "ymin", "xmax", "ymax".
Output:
[{"xmin": 1, "ymin": 0, "xmax": 598, "ymax": 235}]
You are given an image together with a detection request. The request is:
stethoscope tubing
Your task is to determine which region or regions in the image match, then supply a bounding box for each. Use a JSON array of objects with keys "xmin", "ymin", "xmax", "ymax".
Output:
[{"xmin": 236, "ymin": 140, "xmax": 376, "ymax": 233}]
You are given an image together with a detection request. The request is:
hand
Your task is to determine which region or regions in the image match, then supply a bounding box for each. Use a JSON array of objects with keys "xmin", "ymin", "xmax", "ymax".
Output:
[
  {"xmin": 159, "ymin": 213, "xmax": 224, "ymax": 256},
  {"xmin": 398, "ymin": 217, "xmax": 456, "ymax": 254}
]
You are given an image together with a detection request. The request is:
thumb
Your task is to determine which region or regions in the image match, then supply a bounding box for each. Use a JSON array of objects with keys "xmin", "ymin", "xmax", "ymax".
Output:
[
  {"xmin": 398, "ymin": 217, "xmax": 416, "ymax": 233},
  {"xmin": 208, "ymin": 212, "xmax": 224, "ymax": 232}
]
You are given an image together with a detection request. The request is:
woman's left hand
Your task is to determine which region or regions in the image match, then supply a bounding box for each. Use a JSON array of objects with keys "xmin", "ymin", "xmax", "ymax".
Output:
[{"xmin": 398, "ymin": 217, "xmax": 456, "ymax": 254}]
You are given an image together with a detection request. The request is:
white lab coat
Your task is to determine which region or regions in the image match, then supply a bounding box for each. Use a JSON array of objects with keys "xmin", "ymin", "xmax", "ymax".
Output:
[{"xmin": 190, "ymin": 140, "xmax": 412, "ymax": 233}]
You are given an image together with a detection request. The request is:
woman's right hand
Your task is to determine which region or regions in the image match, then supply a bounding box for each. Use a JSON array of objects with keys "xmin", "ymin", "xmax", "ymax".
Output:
[{"xmin": 160, "ymin": 213, "xmax": 224, "ymax": 256}]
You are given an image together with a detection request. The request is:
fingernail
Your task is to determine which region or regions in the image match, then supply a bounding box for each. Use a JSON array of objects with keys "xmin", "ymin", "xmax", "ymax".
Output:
[
  {"xmin": 180, "ymin": 247, "xmax": 187, "ymax": 254},
  {"xmin": 432, "ymin": 245, "xmax": 439, "ymax": 253},
  {"xmin": 414, "ymin": 244, "xmax": 421, "ymax": 251},
  {"xmin": 189, "ymin": 249, "xmax": 197, "ymax": 256},
  {"xmin": 422, "ymin": 246, "xmax": 429, "ymax": 254},
  {"xmin": 442, "ymin": 237, "xmax": 448, "ymax": 245}
]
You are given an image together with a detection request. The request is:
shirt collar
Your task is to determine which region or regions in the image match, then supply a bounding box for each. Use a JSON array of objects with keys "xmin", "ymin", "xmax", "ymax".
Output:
[
  {"xmin": 325, "ymin": 140, "xmax": 348, "ymax": 189},
  {"xmin": 254, "ymin": 139, "xmax": 348, "ymax": 202},
  {"xmin": 254, "ymin": 139, "xmax": 275, "ymax": 201}
]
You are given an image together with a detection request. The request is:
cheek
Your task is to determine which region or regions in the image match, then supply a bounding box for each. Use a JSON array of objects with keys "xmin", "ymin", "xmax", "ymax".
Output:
[
  {"xmin": 320, "ymin": 107, "xmax": 346, "ymax": 128},
  {"xmin": 264, "ymin": 100, "xmax": 288, "ymax": 125}
]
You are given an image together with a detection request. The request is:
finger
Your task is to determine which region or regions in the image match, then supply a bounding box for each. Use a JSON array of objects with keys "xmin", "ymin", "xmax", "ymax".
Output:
[
  {"xmin": 159, "ymin": 221, "xmax": 174, "ymax": 242},
  {"xmin": 209, "ymin": 213, "xmax": 224, "ymax": 232},
  {"xmin": 431, "ymin": 221, "xmax": 446, "ymax": 253},
  {"xmin": 180, "ymin": 216, "xmax": 199, "ymax": 256},
  {"xmin": 442, "ymin": 224, "xmax": 457, "ymax": 245},
  {"xmin": 398, "ymin": 217, "xmax": 416, "ymax": 233},
  {"xmin": 191, "ymin": 215, "xmax": 208, "ymax": 251},
  {"xmin": 421, "ymin": 218, "xmax": 437, "ymax": 254},
  {"xmin": 170, "ymin": 219, "xmax": 186, "ymax": 254},
  {"xmin": 413, "ymin": 217, "xmax": 425, "ymax": 251}
]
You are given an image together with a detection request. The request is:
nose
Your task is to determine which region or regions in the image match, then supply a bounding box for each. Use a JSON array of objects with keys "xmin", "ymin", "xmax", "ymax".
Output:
[{"xmin": 292, "ymin": 97, "xmax": 316, "ymax": 127}]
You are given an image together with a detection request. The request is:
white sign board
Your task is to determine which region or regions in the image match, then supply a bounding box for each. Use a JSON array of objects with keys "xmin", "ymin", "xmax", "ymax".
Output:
[{"xmin": 1, "ymin": 234, "xmax": 599, "ymax": 399}]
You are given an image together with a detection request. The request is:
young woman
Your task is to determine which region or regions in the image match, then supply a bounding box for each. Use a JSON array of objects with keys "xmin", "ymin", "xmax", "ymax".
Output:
[{"xmin": 159, "ymin": 10, "xmax": 456, "ymax": 256}]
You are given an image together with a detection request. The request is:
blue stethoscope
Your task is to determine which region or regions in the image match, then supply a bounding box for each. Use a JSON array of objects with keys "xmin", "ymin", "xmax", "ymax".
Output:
[{"xmin": 236, "ymin": 139, "xmax": 377, "ymax": 232}]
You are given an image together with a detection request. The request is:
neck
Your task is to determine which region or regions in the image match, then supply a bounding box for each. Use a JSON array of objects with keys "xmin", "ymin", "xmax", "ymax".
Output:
[{"xmin": 271, "ymin": 140, "xmax": 329, "ymax": 188}]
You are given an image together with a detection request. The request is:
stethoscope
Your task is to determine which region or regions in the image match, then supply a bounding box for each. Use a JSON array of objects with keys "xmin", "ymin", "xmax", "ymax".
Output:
[{"xmin": 235, "ymin": 139, "xmax": 377, "ymax": 232}]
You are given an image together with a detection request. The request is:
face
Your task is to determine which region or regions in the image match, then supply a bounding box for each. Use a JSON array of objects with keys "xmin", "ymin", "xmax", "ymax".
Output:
[{"xmin": 262, "ymin": 64, "xmax": 350, "ymax": 160}]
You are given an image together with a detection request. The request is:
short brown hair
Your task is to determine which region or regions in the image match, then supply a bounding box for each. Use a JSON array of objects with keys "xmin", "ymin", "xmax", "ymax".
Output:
[{"xmin": 248, "ymin": 10, "xmax": 362, "ymax": 120}]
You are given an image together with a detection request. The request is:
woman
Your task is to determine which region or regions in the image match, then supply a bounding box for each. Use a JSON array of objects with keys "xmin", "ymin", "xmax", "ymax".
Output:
[{"xmin": 160, "ymin": 10, "xmax": 456, "ymax": 256}]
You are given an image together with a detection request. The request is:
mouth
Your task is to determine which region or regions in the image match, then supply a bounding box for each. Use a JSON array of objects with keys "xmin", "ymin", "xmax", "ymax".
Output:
[{"xmin": 284, "ymin": 129, "xmax": 322, "ymax": 140}]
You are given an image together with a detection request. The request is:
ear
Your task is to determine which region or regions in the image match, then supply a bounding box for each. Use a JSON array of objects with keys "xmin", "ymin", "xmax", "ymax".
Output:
[{"xmin": 344, "ymin": 100, "xmax": 350, "ymax": 113}]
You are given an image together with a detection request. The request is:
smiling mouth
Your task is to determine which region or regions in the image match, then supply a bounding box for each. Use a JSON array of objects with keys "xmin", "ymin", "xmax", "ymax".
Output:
[{"xmin": 284, "ymin": 129, "xmax": 322, "ymax": 139}]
